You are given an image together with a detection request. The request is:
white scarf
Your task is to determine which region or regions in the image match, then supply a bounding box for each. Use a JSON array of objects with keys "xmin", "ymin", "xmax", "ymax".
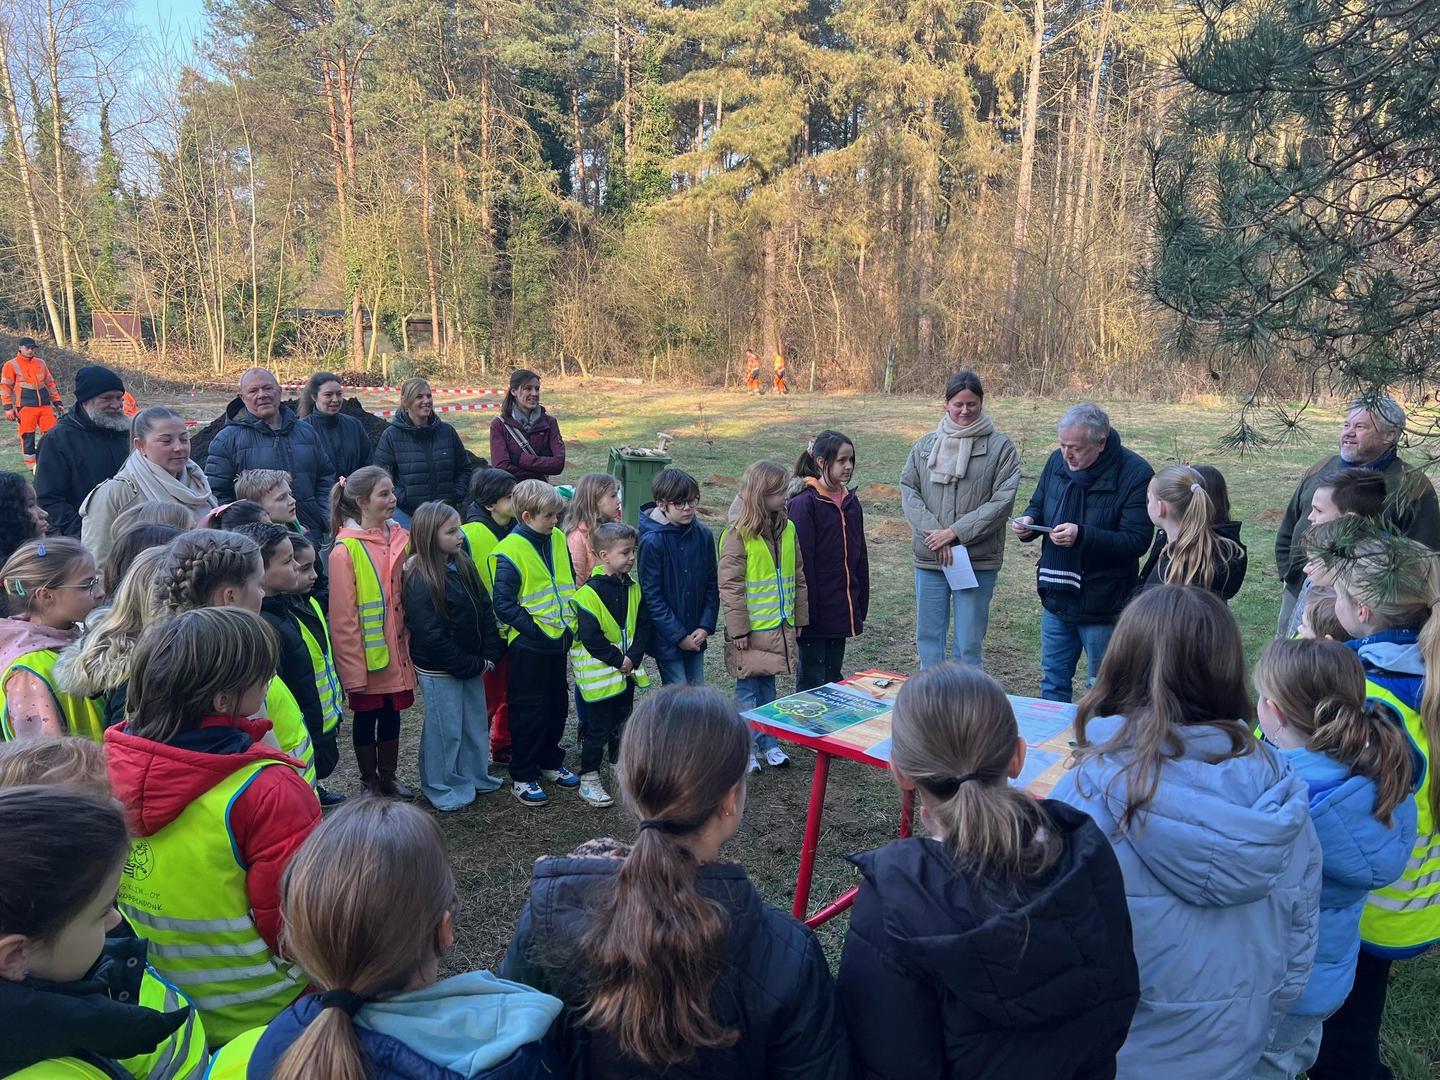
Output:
[
  {"xmin": 927, "ymin": 413, "xmax": 993, "ymax": 484},
  {"xmin": 118, "ymin": 450, "xmax": 216, "ymax": 517}
]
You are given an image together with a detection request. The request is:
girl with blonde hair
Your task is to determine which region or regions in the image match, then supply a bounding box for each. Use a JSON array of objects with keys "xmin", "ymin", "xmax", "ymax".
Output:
[{"xmin": 1140, "ymin": 463, "xmax": 1247, "ymax": 599}]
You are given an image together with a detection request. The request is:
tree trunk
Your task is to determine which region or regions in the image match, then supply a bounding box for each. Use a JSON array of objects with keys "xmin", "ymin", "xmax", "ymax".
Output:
[
  {"xmin": 1073, "ymin": 0, "xmax": 1112, "ymax": 257},
  {"xmin": 44, "ymin": 1, "xmax": 78, "ymax": 347},
  {"xmin": 1000, "ymin": 0, "xmax": 1045, "ymax": 365},
  {"xmin": 420, "ymin": 139, "xmax": 442, "ymax": 350},
  {"xmin": 761, "ymin": 224, "xmax": 778, "ymax": 361}
]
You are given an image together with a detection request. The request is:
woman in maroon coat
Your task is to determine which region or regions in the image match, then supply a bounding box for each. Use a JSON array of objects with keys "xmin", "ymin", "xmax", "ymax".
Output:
[
  {"xmin": 489, "ymin": 369, "xmax": 566, "ymax": 482},
  {"xmin": 789, "ymin": 430, "xmax": 869, "ymax": 690}
]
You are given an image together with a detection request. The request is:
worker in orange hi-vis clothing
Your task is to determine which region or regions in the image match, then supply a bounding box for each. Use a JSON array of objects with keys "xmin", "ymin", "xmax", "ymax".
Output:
[
  {"xmin": 772, "ymin": 350, "xmax": 789, "ymax": 395},
  {"xmin": 122, "ymin": 391, "xmax": 138, "ymax": 416},
  {"xmin": 2, "ymin": 337, "xmax": 64, "ymax": 469},
  {"xmin": 744, "ymin": 348, "xmax": 763, "ymax": 395}
]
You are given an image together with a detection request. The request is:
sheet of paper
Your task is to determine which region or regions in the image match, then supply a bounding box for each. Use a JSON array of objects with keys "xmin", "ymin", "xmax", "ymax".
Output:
[{"xmin": 942, "ymin": 545, "xmax": 979, "ymax": 590}]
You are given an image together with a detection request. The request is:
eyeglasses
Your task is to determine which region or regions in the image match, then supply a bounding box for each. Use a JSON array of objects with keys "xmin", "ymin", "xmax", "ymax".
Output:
[
  {"xmin": 54, "ymin": 576, "xmax": 102, "ymax": 593},
  {"xmin": 666, "ymin": 499, "xmax": 700, "ymax": 510}
]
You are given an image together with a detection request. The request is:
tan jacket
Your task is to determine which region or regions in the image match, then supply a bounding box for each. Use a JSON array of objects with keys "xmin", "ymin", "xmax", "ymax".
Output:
[
  {"xmin": 719, "ymin": 522, "xmax": 809, "ymax": 679},
  {"xmin": 900, "ymin": 428, "xmax": 1021, "ymax": 572}
]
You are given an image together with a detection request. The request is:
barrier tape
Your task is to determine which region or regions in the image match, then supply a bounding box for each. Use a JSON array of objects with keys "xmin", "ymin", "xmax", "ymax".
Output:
[{"xmin": 277, "ymin": 384, "xmax": 504, "ymax": 395}]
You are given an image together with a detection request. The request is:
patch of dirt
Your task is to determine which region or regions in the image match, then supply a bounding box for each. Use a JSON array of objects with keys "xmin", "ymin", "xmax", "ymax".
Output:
[
  {"xmin": 860, "ymin": 482, "xmax": 901, "ymax": 501},
  {"xmin": 0, "ymin": 328, "xmax": 190, "ymax": 397},
  {"xmin": 870, "ymin": 519, "xmax": 911, "ymax": 540},
  {"xmin": 704, "ymin": 473, "xmax": 738, "ymax": 487},
  {"xmin": 1254, "ymin": 507, "xmax": 1286, "ymax": 524}
]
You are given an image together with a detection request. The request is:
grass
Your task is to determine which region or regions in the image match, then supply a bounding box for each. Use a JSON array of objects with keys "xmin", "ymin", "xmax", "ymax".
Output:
[{"xmin": 31, "ymin": 382, "xmax": 1438, "ymax": 1076}]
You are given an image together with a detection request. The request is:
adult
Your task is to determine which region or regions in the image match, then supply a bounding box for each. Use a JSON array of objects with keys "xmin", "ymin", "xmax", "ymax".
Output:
[
  {"xmin": 490, "ymin": 368, "xmax": 565, "ymax": 482},
  {"xmin": 33, "ymin": 365, "xmax": 131, "ymax": 538},
  {"xmin": 1013, "ymin": 403, "xmax": 1154, "ymax": 702},
  {"xmin": 202, "ymin": 367, "xmax": 336, "ymax": 535},
  {"xmin": 373, "ymin": 376, "xmax": 473, "ymax": 521},
  {"xmin": 1274, "ymin": 394, "xmax": 1440, "ymax": 635},
  {"xmin": 1, "ymin": 336, "xmax": 63, "ymax": 468},
  {"xmin": 900, "ymin": 370, "xmax": 1021, "ymax": 670},
  {"xmin": 80, "ymin": 407, "xmax": 215, "ymax": 565},
  {"xmin": 297, "ymin": 370, "xmax": 372, "ymax": 479}
]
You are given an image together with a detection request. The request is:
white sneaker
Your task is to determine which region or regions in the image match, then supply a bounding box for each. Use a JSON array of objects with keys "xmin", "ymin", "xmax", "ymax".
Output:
[
  {"xmin": 578, "ymin": 772, "xmax": 614, "ymax": 808},
  {"xmin": 765, "ymin": 746, "xmax": 791, "ymax": 768},
  {"xmin": 748, "ymin": 754, "xmax": 761, "ymax": 774}
]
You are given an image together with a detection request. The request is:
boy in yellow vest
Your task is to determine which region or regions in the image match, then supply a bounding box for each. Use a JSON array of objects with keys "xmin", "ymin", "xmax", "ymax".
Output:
[{"xmin": 569, "ymin": 522, "xmax": 651, "ymax": 807}]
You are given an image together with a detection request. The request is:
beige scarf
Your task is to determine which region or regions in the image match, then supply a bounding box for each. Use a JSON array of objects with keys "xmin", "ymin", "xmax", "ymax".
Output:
[
  {"xmin": 119, "ymin": 449, "xmax": 216, "ymax": 517},
  {"xmin": 927, "ymin": 413, "xmax": 993, "ymax": 484}
]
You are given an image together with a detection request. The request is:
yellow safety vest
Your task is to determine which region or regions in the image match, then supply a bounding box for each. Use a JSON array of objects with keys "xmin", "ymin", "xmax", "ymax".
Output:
[
  {"xmin": 295, "ymin": 598, "xmax": 343, "ymax": 737},
  {"xmin": 119, "ymin": 760, "xmax": 305, "ymax": 1048},
  {"xmin": 461, "ymin": 522, "xmax": 502, "ymax": 593},
  {"xmin": 1360, "ymin": 681, "xmax": 1440, "ymax": 950},
  {"xmin": 114, "ymin": 967, "xmax": 210, "ymax": 1079},
  {"xmin": 261, "ymin": 679, "xmax": 315, "ymax": 788},
  {"xmin": 720, "ymin": 522, "xmax": 797, "ymax": 631},
  {"xmin": 9, "ymin": 1061, "xmax": 109, "ymax": 1078},
  {"xmin": 202, "ymin": 1025, "xmax": 265, "ymax": 1079},
  {"xmin": 489, "ymin": 529, "xmax": 576, "ymax": 645},
  {"xmin": 338, "ymin": 537, "xmax": 388, "ymax": 671},
  {"xmin": 570, "ymin": 569, "xmax": 651, "ymax": 703},
  {"xmin": 0, "ymin": 647, "xmax": 105, "ymax": 742}
]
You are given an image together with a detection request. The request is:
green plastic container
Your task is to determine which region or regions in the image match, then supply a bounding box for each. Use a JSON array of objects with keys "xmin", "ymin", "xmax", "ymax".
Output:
[{"xmin": 607, "ymin": 447, "xmax": 673, "ymax": 527}]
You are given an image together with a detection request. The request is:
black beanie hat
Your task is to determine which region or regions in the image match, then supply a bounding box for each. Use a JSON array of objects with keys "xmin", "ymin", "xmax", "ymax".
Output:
[{"xmin": 74, "ymin": 364, "xmax": 125, "ymax": 403}]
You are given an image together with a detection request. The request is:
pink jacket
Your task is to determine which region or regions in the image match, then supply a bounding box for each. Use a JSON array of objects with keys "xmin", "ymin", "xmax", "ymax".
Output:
[
  {"xmin": 568, "ymin": 523, "xmax": 597, "ymax": 582},
  {"xmin": 329, "ymin": 520, "xmax": 416, "ymax": 696}
]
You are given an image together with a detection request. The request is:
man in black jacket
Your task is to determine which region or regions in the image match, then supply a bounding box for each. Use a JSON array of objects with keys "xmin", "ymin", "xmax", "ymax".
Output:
[
  {"xmin": 1013, "ymin": 402, "xmax": 1154, "ymax": 702},
  {"xmin": 33, "ymin": 365, "xmax": 130, "ymax": 538}
]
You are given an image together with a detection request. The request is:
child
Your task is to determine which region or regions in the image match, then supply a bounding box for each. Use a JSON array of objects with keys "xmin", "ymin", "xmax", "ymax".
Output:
[
  {"xmin": 790, "ymin": 431, "xmax": 869, "ymax": 690},
  {"xmin": 0, "ymin": 786, "xmax": 209, "ymax": 1077},
  {"xmin": 719, "ymin": 460, "xmax": 808, "ymax": 771},
  {"xmin": 1312, "ymin": 536, "xmax": 1440, "ymax": 1079},
  {"xmin": 403, "ymin": 501, "xmax": 503, "ymax": 812},
  {"xmin": 570, "ymin": 521, "xmax": 651, "ymax": 808},
  {"xmin": 211, "ymin": 800, "xmax": 562, "ymax": 1078},
  {"xmin": 503, "ymin": 685, "xmax": 848, "ymax": 1078},
  {"xmin": 102, "ymin": 521, "xmax": 181, "ymax": 596},
  {"xmin": 0, "ymin": 471, "xmax": 48, "ymax": 566},
  {"xmin": 1053, "ymin": 586, "xmax": 1321, "ymax": 1080},
  {"xmin": 839, "ymin": 662, "xmax": 1140, "ymax": 1078},
  {"xmin": 236, "ymin": 522, "xmax": 338, "ymax": 802},
  {"xmin": 285, "ymin": 532, "xmax": 344, "ymax": 805},
  {"xmin": 235, "ymin": 468, "xmax": 300, "ymax": 533},
  {"xmin": 105, "ymin": 606, "xmax": 320, "ymax": 1046},
  {"xmin": 637, "ymin": 467, "xmax": 719, "ymax": 687},
  {"xmin": 0, "ymin": 537, "xmax": 105, "ymax": 741},
  {"xmin": 1140, "ymin": 463, "xmax": 1247, "ymax": 599},
  {"xmin": 329, "ymin": 466, "xmax": 417, "ymax": 800},
  {"xmin": 565, "ymin": 472, "xmax": 622, "ymax": 582},
  {"xmin": 489, "ymin": 478, "xmax": 579, "ymax": 806},
  {"xmin": 202, "ymin": 500, "xmax": 270, "ymax": 530},
  {"xmin": 1284, "ymin": 467, "xmax": 1387, "ymax": 637},
  {"xmin": 109, "ymin": 497, "xmax": 200, "ymax": 540},
  {"xmin": 1298, "ymin": 592, "xmax": 1349, "ymax": 642},
  {"xmin": 464, "ymin": 467, "xmax": 517, "ymax": 762},
  {"xmin": 1252, "ymin": 638, "xmax": 1416, "ymax": 1080},
  {"xmin": 0, "ymin": 730, "xmax": 112, "ymax": 789}
]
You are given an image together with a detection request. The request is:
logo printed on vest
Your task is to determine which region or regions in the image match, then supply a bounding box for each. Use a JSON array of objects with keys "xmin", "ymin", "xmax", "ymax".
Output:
[{"xmin": 125, "ymin": 840, "xmax": 155, "ymax": 881}]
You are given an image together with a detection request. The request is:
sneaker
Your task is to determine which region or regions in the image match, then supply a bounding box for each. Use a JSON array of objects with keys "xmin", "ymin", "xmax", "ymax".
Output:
[
  {"xmin": 316, "ymin": 784, "xmax": 347, "ymax": 808},
  {"xmin": 541, "ymin": 766, "xmax": 581, "ymax": 789},
  {"xmin": 748, "ymin": 754, "xmax": 761, "ymax": 774},
  {"xmin": 765, "ymin": 746, "xmax": 791, "ymax": 768},
  {"xmin": 578, "ymin": 772, "xmax": 614, "ymax": 808},
  {"xmin": 511, "ymin": 781, "xmax": 548, "ymax": 806}
]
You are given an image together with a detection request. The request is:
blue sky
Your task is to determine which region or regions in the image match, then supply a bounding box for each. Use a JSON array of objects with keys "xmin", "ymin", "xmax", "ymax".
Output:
[{"xmin": 132, "ymin": 0, "xmax": 209, "ymax": 55}]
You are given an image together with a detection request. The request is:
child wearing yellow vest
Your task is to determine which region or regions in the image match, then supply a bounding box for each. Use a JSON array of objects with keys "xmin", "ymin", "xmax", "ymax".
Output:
[
  {"xmin": 0, "ymin": 537, "xmax": 105, "ymax": 741},
  {"xmin": 463, "ymin": 467, "xmax": 518, "ymax": 763},
  {"xmin": 570, "ymin": 521, "xmax": 650, "ymax": 808},
  {"xmin": 286, "ymin": 532, "xmax": 346, "ymax": 806},
  {"xmin": 719, "ymin": 462, "xmax": 808, "ymax": 773},
  {"xmin": 328, "ymin": 466, "xmax": 417, "ymax": 799},
  {"xmin": 489, "ymin": 479, "xmax": 579, "ymax": 807}
]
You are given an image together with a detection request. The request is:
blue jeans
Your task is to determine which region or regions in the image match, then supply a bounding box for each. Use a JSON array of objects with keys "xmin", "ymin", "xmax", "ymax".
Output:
[
  {"xmin": 656, "ymin": 650, "xmax": 706, "ymax": 686},
  {"xmin": 417, "ymin": 671, "xmax": 502, "ymax": 810},
  {"xmin": 735, "ymin": 675, "xmax": 779, "ymax": 753},
  {"xmin": 1039, "ymin": 611, "xmax": 1115, "ymax": 703},
  {"xmin": 915, "ymin": 567, "xmax": 1000, "ymax": 669},
  {"xmin": 1254, "ymin": 1013, "xmax": 1324, "ymax": 1080}
]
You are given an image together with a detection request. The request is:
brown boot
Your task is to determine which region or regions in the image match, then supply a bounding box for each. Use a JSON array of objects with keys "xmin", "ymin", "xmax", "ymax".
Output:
[
  {"xmin": 376, "ymin": 740, "xmax": 416, "ymax": 801},
  {"xmin": 354, "ymin": 744, "xmax": 384, "ymax": 797}
]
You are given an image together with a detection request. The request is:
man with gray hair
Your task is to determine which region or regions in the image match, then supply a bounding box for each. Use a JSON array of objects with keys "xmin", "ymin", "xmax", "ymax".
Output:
[
  {"xmin": 1012, "ymin": 402, "xmax": 1155, "ymax": 701},
  {"xmin": 1274, "ymin": 394, "xmax": 1440, "ymax": 634},
  {"xmin": 33, "ymin": 364, "xmax": 131, "ymax": 538}
]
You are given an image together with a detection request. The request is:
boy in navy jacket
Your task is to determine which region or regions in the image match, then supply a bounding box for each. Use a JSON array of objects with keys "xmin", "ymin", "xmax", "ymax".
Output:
[{"xmin": 637, "ymin": 468, "xmax": 719, "ymax": 685}]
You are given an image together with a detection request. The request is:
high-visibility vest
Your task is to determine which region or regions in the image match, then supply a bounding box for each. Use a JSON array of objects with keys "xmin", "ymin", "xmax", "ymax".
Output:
[
  {"xmin": 461, "ymin": 522, "xmax": 502, "ymax": 593},
  {"xmin": 118, "ymin": 760, "xmax": 306, "ymax": 1048},
  {"xmin": 295, "ymin": 598, "xmax": 343, "ymax": 737},
  {"xmin": 260, "ymin": 679, "xmax": 315, "ymax": 788},
  {"xmin": 114, "ymin": 966, "xmax": 210, "ymax": 1079},
  {"xmin": 202, "ymin": 1025, "xmax": 265, "ymax": 1079},
  {"xmin": 1, "ymin": 354, "xmax": 59, "ymax": 409},
  {"xmin": 0, "ymin": 647, "xmax": 105, "ymax": 742},
  {"xmin": 10, "ymin": 1060, "xmax": 109, "ymax": 1078},
  {"xmin": 337, "ymin": 538, "xmax": 388, "ymax": 671},
  {"xmin": 720, "ymin": 522, "xmax": 797, "ymax": 631},
  {"xmin": 570, "ymin": 570, "xmax": 651, "ymax": 703},
  {"xmin": 489, "ymin": 529, "xmax": 576, "ymax": 644}
]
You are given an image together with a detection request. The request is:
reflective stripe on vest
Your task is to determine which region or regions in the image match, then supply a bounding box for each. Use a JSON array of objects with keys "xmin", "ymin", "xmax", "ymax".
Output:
[
  {"xmin": 296, "ymin": 598, "xmax": 343, "ymax": 736},
  {"xmin": 203, "ymin": 1025, "xmax": 265, "ymax": 1080},
  {"xmin": 489, "ymin": 529, "xmax": 576, "ymax": 644},
  {"xmin": 719, "ymin": 521, "xmax": 797, "ymax": 631},
  {"xmin": 119, "ymin": 760, "xmax": 305, "ymax": 1047},
  {"xmin": 461, "ymin": 522, "xmax": 502, "ymax": 592},
  {"xmin": 338, "ymin": 537, "xmax": 389, "ymax": 671},
  {"xmin": 0, "ymin": 648, "xmax": 106, "ymax": 742},
  {"xmin": 116, "ymin": 967, "xmax": 210, "ymax": 1080},
  {"xmin": 260, "ymin": 680, "xmax": 315, "ymax": 788},
  {"xmin": 569, "ymin": 569, "xmax": 652, "ymax": 703},
  {"xmin": 1360, "ymin": 682, "xmax": 1440, "ymax": 949}
]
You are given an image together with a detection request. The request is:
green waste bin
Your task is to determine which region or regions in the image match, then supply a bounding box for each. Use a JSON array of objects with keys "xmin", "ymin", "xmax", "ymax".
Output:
[{"xmin": 607, "ymin": 447, "xmax": 673, "ymax": 528}]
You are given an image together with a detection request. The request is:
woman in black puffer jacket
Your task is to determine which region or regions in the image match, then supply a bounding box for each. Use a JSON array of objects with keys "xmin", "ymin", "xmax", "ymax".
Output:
[
  {"xmin": 373, "ymin": 377, "xmax": 473, "ymax": 519},
  {"xmin": 298, "ymin": 371, "xmax": 373, "ymax": 479}
]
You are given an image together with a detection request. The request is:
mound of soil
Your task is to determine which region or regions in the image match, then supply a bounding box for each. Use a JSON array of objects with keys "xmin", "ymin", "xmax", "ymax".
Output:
[
  {"xmin": 860, "ymin": 482, "xmax": 901, "ymax": 501},
  {"xmin": 190, "ymin": 397, "xmax": 387, "ymax": 469}
]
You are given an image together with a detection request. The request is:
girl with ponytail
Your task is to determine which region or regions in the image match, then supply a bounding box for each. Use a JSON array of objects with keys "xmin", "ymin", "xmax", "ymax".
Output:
[
  {"xmin": 1252, "ymin": 638, "xmax": 1415, "ymax": 1080},
  {"xmin": 1140, "ymin": 463, "xmax": 1247, "ymax": 599},
  {"xmin": 502, "ymin": 685, "xmax": 848, "ymax": 1079},
  {"xmin": 838, "ymin": 661, "xmax": 1139, "ymax": 1079}
]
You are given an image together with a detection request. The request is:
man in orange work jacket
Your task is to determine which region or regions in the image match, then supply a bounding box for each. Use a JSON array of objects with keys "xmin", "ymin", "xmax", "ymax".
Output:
[{"xmin": 2, "ymin": 338, "xmax": 64, "ymax": 468}]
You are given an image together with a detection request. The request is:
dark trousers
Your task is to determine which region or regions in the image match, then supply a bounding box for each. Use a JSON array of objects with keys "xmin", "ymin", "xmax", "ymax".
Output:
[
  {"xmin": 507, "ymin": 647, "xmax": 568, "ymax": 783},
  {"xmin": 1309, "ymin": 949, "xmax": 1394, "ymax": 1080},
  {"xmin": 352, "ymin": 707, "xmax": 400, "ymax": 748},
  {"xmin": 797, "ymin": 637, "xmax": 847, "ymax": 691},
  {"xmin": 580, "ymin": 682, "xmax": 634, "ymax": 774}
]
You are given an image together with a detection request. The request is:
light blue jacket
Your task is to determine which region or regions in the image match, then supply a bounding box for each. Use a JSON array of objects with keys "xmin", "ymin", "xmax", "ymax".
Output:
[
  {"xmin": 1053, "ymin": 716, "xmax": 1322, "ymax": 1080},
  {"xmin": 1282, "ymin": 747, "xmax": 1415, "ymax": 1017}
]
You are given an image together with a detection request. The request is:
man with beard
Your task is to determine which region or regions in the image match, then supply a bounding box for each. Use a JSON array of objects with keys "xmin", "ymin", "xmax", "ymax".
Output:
[{"xmin": 33, "ymin": 365, "xmax": 131, "ymax": 538}]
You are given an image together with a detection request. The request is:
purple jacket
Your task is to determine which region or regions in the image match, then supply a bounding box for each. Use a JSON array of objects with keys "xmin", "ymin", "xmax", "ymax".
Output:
[
  {"xmin": 789, "ymin": 480, "xmax": 869, "ymax": 640},
  {"xmin": 489, "ymin": 408, "xmax": 566, "ymax": 481}
]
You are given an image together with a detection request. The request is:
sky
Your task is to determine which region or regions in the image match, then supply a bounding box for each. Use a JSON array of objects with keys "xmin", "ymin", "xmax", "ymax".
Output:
[{"xmin": 132, "ymin": 0, "xmax": 209, "ymax": 57}]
